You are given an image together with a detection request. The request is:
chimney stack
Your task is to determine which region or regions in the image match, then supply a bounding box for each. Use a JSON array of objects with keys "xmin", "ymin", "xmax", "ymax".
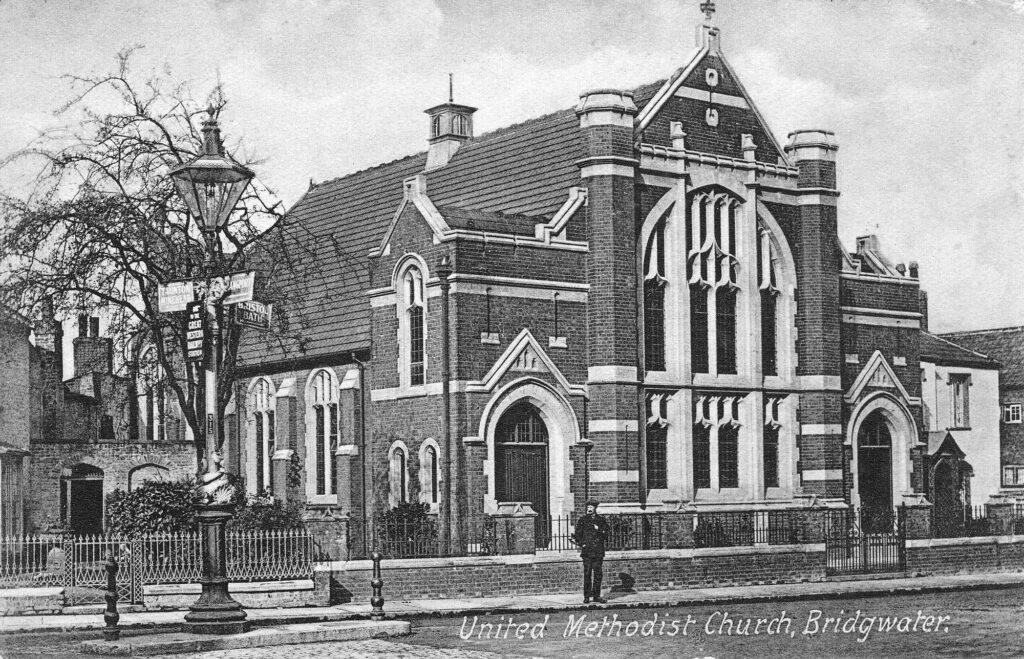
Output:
[{"xmin": 73, "ymin": 315, "xmax": 113, "ymax": 377}]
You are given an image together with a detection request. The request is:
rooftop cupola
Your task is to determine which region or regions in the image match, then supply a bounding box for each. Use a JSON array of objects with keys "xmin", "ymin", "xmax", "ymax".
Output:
[{"xmin": 425, "ymin": 75, "xmax": 477, "ymax": 171}]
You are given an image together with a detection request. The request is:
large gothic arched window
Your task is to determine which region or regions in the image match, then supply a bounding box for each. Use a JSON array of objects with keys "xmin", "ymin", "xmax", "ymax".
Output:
[{"xmin": 688, "ymin": 190, "xmax": 740, "ymax": 375}]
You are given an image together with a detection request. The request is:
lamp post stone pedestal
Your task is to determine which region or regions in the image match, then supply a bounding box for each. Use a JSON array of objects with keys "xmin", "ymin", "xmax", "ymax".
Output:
[{"xmin": 182, "ymin": 504, "xmax": 250, "ymax": 635}]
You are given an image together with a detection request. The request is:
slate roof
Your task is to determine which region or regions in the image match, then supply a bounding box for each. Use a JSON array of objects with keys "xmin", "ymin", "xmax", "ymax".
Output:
[
  {"xmin": 239, "ymin": 78, "xmax": 670, "ymax": 367},
  {"xmin": 919, "ymin": 332, "xmax": 1000, "ymax": 370},
  {"xmin": 940, "ymin": 327, "xmax": 1024, "ymax": 389}
]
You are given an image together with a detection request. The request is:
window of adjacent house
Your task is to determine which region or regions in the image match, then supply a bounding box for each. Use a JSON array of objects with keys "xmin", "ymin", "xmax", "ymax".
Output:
[
  {"xmin": 403, "ymin": 267, "xmax": 426, "ymax": 387},
  {"xmin": 140, "ymin": 348, "xmax": 167, "ymax": 442},
  {"xmin": 688, "ymin": 191, "xmax": 740, "ymax": 375},
  {"xmin": 949, "ymin": 374, "xmax": 970, "ymax": 428},
  {"xmin": 251, "ymin": 378, "xmax": 275, "ymax": 494},
  {"xmin": 1003, "ymin": 465, "xmax": 1024, "ymax": 487},
  {"xmin": 389, "ymin": 443, "xmax": 408, "ymax": 508},
  {"xmin": 644, "ymin": 216, "xmax": 667, "ymax": 371},
  {"xmin": 1003, "ymin": 403, "xmax": 1022, "ymax": 424},
  {"xmin": 309, "ymin": 369, "xmax": 338, "ymax": 497}
]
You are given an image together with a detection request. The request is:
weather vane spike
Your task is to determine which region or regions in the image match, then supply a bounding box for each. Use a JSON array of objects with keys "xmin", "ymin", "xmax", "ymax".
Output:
[
  {"xmin": 700, "ymin": 0, "xmax": 716, "ymax": 21},
  {"xmin": 449, "ymin": 73, "xmax": 453, "ymax": 103}
]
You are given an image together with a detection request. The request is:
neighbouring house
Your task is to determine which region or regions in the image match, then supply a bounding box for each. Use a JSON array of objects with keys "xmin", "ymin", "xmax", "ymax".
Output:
[
  {"xmin": 226, "ymin": 6, "xmax": 988, "ymax": 554},
  {"xmin": 918, "ymin": 331, "xmax": 1001, "ymax": 535},
  {"xmin": 21, "ymin": 304, "xmax": 194, "ymax": 535},
  {"xmin": 0, "ymin": 306, "xmax": 32, "ymax": 537},
  {"xmin": 939, "ymin": 326, "xmax": 1024, "ymax": 499}
]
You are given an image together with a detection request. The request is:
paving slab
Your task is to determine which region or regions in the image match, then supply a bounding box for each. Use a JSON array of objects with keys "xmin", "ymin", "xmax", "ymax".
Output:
[{"xmin": 79, "ymin": 620, "xmax": 410, "ymax": 656}]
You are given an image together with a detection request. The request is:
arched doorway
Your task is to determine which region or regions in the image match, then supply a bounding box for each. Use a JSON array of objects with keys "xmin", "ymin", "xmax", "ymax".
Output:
[
  {"xmin": 494, "ymin": 402, "xmax": 550, "ymax": 544},
  {"xmin": 857, "ymin": 412, "xmax": 892, "ymax": 532},
  {"xmin": 62, "ymin": 464, "xmax": 104, "ymax": 535}
]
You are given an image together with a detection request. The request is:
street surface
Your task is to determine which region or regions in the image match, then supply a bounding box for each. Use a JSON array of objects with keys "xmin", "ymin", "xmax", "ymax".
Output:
[{"xmin": 1, "ymin": 586, "xmax": 1022, "ymax": 658}]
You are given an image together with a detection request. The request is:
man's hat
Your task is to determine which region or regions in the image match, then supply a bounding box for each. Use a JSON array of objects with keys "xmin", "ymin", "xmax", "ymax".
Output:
[{"xmin": 585, "ymin": 498, "xmax": 599, "ymax": 508}]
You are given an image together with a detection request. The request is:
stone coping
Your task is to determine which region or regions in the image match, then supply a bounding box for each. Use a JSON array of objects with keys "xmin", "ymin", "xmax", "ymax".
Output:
[
  {"xmin": 907, "ymin": 534, "xmax": 1024, "ymax": 549},
  {"xmin": 144, "ymin": 579, "xmax": 315, "ymax": 596},
  {"xmin": 315, "ymin": 543, "xmax": 827, "ymax": 571}
]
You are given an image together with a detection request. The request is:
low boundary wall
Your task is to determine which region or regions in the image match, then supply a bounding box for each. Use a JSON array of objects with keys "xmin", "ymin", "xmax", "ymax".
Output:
[
  {"xmin": 323, "ymin": 544, "xmax": 827, "ymax": 603},
  {"xmin": 907, "ymin": 535, "xmax": 1024, "ymax": 575}
]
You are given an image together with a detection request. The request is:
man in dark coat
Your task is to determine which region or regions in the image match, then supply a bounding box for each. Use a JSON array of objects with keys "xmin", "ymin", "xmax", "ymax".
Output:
[{"xmin": 573, "ymin": 499, "xmax": 610, "ymax": 603}]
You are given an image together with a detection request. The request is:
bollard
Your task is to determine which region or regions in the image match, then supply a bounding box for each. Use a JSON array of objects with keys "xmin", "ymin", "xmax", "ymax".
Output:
[
  {"xmin": 369, "ymin": 550, "xmax": 385, "ymax": 621},
  {"xmin": 103, "ymin": 550, "xmax": 120, "ymax": 641}
]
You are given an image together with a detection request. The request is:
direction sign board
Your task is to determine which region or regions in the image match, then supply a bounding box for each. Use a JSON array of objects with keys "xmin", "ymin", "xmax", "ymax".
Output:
[
  {"xmin": 158, "ymin": 280, "xmax": 195, "ymax": 313},
  {"xmin": 222, "ymin": 272, "xmax": 255, "ymax": 306},
  {"xmin": 185, "ymin": 302, "xmax": 206, "ymax": 364},
  {"xmin": 235, "ymin": 301, "xmax": 272, "ymax": 329}
]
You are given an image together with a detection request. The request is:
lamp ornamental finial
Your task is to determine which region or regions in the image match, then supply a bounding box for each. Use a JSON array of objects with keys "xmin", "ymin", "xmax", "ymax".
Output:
[{"xmin": 700, "ymin": 0, "xmax": 716, "ymax": 21}]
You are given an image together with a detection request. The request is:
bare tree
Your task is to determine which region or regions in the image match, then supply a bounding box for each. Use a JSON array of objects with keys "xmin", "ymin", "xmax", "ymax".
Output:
[{"xmin": 0, "ymin": 49, "xmax": 314, "ymax": 470}]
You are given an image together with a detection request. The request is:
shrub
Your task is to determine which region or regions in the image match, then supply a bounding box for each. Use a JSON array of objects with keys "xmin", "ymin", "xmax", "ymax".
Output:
[
  {"xmin": 377, "ymin": 502, "xmax": 438, "ymax": 558},
  {"xmin": 105, "ymin": 479, "xmax": 196, "ymax": 537},
  {"xmin": 229, "ymin": 491, "xmax": 305, "ymax": 532}
]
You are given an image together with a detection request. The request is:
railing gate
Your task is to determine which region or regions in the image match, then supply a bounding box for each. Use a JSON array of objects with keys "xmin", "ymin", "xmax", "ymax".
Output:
[{"xmin": 825, "ymin": 506, "xmax": 906, "ymax": 576}]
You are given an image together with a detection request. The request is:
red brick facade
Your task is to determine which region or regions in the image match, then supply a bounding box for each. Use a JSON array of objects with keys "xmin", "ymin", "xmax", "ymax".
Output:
[{"xmin": 235, "ymin": 16, "xmax": 953, "ymax": 538}]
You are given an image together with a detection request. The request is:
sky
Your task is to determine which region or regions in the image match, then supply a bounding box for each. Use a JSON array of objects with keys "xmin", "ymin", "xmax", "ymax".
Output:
[{"xmin": 0, "ymin": 0, "xmax": 1022, "ymax": 337}]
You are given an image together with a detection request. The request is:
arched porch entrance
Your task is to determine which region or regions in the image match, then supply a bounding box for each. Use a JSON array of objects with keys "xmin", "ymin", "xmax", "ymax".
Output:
[
  {"xmin": 495, "ymin": 401, "xmax": 550, "ymax": 544},
  {"xmin": 857, "ymin": 411, "xmax": 893, "ymax": 532}
]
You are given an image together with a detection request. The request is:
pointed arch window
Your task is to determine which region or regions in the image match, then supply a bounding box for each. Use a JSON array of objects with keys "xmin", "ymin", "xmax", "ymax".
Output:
[
  {"xmin": 644, "ymin": 216, "xmax": 668, "ymax": 371},
  {"xmin": 403, "ymin": 266, "xmax": 426, "ymax": 386},
  {"xmin": 389, "ymin": 441, "xmax": 409, "ymax": 508},
  {"xmin": 693, "ymin": 394, "xmax": 742, "ymax": 491},
  {"xmin": 764, "ymin": 397, "xmax": 783, "ymax": 488},
  {"xmin": 687, "ymin": 190, "xmax": 740, "ymax": 375},
  {"xmin": 758, "ymin": 224, "xmax": 780, "ymax": 376},
  {"xmin": 646, "ymin": 393, "xmax": 669, "ymax": 490},
  {"xmin": 251, "ymin": 378, "xmax": 276, "ymax": 494},
  {"xmin": 308, "ymin": 369, "xmax": 338, "ymax": 497},
  {"xmin": 420, "ymin": 441, "xmax": 439, "ymax": 506}
]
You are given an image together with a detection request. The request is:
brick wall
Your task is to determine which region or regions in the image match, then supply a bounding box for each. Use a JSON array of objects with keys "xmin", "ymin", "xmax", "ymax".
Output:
[
  {"xmin": 906, "ymin": 536, "xmax": 1024, "ymax": 575},
  {"xmin": 24, "ymin": 441, "xmax": 195, "ymax": 533},
  {"xmin": 325, "ymin": 545, "xmax": 826, "ymax": 603}
]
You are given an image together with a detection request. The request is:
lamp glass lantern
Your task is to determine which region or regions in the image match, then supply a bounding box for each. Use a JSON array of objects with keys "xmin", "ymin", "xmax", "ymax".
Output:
[{"xmin": 169, "ymin": 109, "xmax": 254, "ymax": 232}]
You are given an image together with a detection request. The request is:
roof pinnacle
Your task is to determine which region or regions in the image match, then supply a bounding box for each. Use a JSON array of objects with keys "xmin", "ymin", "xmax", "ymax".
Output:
[{"xmin": 700, "ymin": 0, "xmax": 716, "ymax": 22}]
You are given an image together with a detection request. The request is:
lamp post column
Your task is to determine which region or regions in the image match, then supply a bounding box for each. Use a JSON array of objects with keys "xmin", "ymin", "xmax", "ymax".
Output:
[{"xmin": 183, "ymin": 261, "xmax": 250, "ymax": 635}]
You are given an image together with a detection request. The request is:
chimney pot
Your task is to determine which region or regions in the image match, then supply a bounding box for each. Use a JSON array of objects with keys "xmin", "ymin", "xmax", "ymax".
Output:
[
  {"xmin": 909, "ymin": 261, "xmax": 919, "ymax": 279},
  {"xmin": 78, "ymin": 314, "xmax": 88, "ymax": 338},
  {"xmin": 90, "ymin": 316, "xmax": 100, "ymax": 338}
]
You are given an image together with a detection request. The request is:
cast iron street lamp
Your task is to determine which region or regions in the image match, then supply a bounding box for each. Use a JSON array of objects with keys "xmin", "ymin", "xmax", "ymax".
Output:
[{"xmin": 169, "ymin": 107, "xmax": 254, "ymax": 635}]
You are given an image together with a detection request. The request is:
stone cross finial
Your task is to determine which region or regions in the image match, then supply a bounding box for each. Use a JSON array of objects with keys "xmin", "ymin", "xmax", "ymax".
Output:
[{"xmin": 700, "ymin": 0, "xmax": 716, "ymax": 21}]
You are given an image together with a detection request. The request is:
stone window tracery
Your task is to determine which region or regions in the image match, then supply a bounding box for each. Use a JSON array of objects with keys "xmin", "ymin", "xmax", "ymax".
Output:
[{"xmin": 693, "ymin": 394, "xmax": 743, "ymax": 490}]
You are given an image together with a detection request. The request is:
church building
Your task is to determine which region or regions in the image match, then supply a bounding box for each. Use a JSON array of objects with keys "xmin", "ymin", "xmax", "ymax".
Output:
[{"xmin": 233, "ymin": 5, "xmax": 990, "ymax": 547}]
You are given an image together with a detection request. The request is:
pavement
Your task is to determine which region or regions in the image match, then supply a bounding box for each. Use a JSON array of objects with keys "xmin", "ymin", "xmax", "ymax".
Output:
[{"xmin": 3, "ymin": 570, "xmax": 1024, "ymax": 636}]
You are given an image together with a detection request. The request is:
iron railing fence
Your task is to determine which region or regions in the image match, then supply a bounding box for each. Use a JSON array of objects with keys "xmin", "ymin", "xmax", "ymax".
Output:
[
  {"xmin": 139, "ymin": 533, "xmax": 203, "ymax": 585},
  {"xmin": 694, "ymin": 510, "xmax": 801, "ymax": 548},
  {"xmin": 0, "ymin": 528, "xmax": 314, "ymax": 597},
  {"xmin": 0, "ymin": 534, "xmax": 63, "ymax": 588},
  {"xmin": 539, "ymin": 514, "xmax": 666, "ymax": 552},
  {"xmin": 227, "ymin": 529, "xmax": 314, "ymax": 582}
]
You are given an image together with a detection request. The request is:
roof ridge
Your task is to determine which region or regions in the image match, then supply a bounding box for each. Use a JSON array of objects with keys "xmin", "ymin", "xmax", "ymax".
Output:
[
  {"xmin": 923, "ymin": 331, "xmax": 995, "ymax": 361},
  {"xmin": 312, "ymin": 151, "xmax": 426, "ymax": 190},
  {"xmin": 312, "ymin": 76, "xmax": 669, "ymax": 192},
  {"xmin": 940, "ymin": 325, "xmax": 1024, "ymax": 336}
]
